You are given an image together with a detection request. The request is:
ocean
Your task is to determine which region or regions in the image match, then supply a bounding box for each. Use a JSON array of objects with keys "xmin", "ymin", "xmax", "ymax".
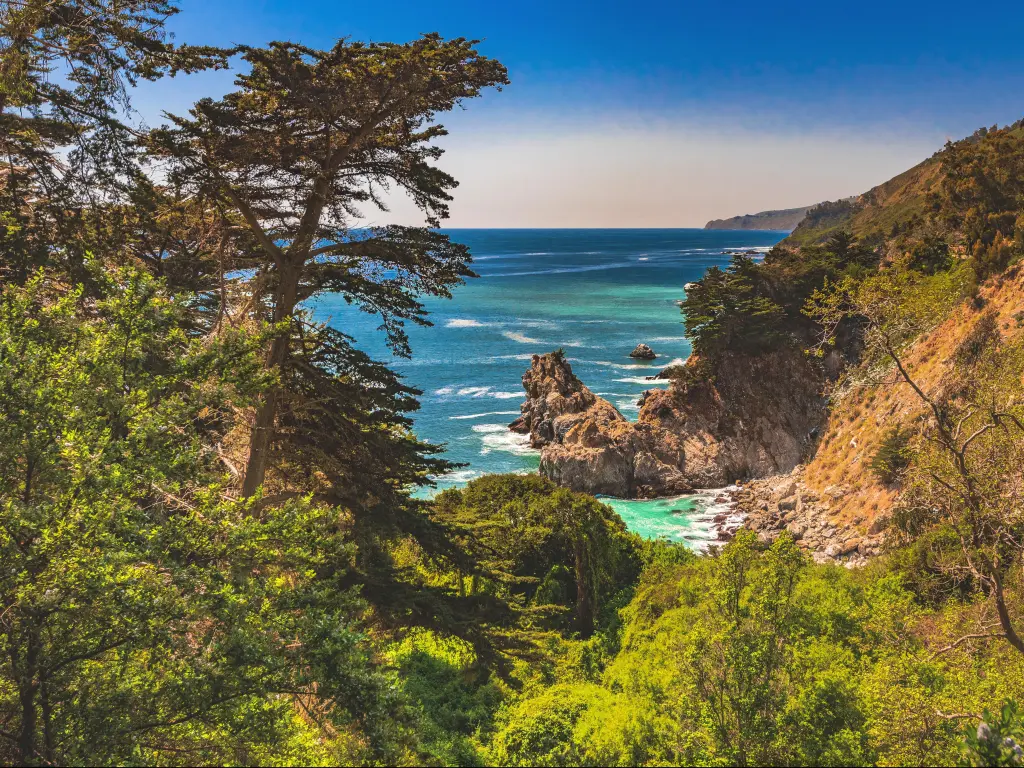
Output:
[{"xmin": 312, "ymin": 228, "xmax": 787, "ymax": 548}]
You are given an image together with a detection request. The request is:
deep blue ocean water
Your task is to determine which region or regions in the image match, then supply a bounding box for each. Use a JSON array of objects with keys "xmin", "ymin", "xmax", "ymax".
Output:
[{"xmin": 312, "ymin": 229, "xmax": 787, "ymax": 546}]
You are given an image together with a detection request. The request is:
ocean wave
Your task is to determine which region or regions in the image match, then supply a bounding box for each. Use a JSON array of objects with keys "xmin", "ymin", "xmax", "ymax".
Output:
[
  {"xmin": 502, "ymin": 331, "xmax": 542, "ymax": 344},
  {"xmin": 458, "ymin": 386, "xmax": 492, "ymax": 397},
  {"xmin": 449, "ymin": 410, "xmax": 521, "ymax": 420},
  {"xmin": 648, "ymin": 335, "xmax": 687, "ymax": 342},
  {"xmin": 445, "ymin": 318, "xmax": 487, "ymax": 328},
  {"xmin": 438, "ymin": 468, "xmax": 484, "ymax": 483},
  {"xmin": 476, "ymin": 426, "xmax": 538, "ymax": 456},
  {"xmin": 471, "ymin": 423, "xmax": 510, "ymax": 433},
  {"xmin": 436, "ymin": 385, "xmax": 523, "ymax": 400},
  {"xmin": 613, "ymin": 377, "xmax": 672, "ymax": 385},
  {"xmin": 490, "ymin": 353, "xmax": 536, "ymax": 361}
]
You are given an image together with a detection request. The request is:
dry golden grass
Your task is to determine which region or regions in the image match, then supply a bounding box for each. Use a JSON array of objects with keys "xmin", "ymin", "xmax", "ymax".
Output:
[{"xmin": 803, "ymin": 263, "xmax": 1024, "ymax": 532}]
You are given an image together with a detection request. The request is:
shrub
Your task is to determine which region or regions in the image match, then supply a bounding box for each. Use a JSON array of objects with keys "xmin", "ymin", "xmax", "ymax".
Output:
[{"xmin": 870, "ymin": 426, "xmax": 913, "ymax": 486}]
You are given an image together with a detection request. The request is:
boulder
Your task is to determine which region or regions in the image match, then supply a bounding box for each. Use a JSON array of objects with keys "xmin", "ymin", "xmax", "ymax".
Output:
[{"xmin": 629, "ymin": 343, "xmax": 657, "ymax": 360}]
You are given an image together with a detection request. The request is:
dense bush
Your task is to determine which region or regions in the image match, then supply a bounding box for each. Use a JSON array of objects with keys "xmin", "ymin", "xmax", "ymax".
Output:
[
  {"xmin": 870, "ymin": 426, "xmax": 914, "ymax": 485},
  {"xmin": 431, "ymin": 474, "xmax": 643, "ymax": 637},
  {"xmin": 681, "ymin": 232, "xmax": 882, "ymax": 363},
  {"xmin": 481, "ymin": 530, "xmax": 1024, "ymax": 767}
]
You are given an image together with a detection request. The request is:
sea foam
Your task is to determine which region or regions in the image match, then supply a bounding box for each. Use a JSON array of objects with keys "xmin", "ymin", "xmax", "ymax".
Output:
[
  {"xmin": 458, "ymin": 386, "xmax": 492, "ymax": 397},
  {"xmin": 446, "ymin": 318, "xmax": 487, "ymax": 328},
  {"xmin": 450, "ymin": 410, "xmax": 520, "ymax": 420},
  {"xmin": 614, "ymin": 377, "xmax": 672, "ymax": 385},
  {"xmin": 475, "ymin": 425, "xmax": 538, "ymax": 456},
  {"xmin": 471, "ymin": 423, "xmax": 511, "ymax": 433},
  {"xmin": 502, "ymin": 331, "xmax": 541, "ymax": 344}
]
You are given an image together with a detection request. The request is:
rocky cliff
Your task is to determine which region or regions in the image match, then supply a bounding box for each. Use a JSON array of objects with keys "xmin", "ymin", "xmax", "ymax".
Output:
[
  {"xmin": 704, "ymin": 206, "xmax": 812, "ymax": 232},
  {"xmin": 511, "ymin": 347, "xmax": 827, "ymax": 497}
]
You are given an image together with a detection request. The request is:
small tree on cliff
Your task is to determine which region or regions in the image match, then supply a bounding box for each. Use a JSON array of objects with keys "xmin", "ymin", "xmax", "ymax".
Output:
[
  {"xmin": 148, "ymin": 36, "xmax": 508, "ymax": 500},
  {"xmin": 681, "ymin": 255, "xmax": 786, "ymax": 360}
]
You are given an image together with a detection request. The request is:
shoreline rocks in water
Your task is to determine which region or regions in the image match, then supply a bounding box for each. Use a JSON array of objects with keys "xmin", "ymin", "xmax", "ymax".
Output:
[
  {"xmin": 629, "ymin": 343, "xmax": 657, "ymax": 360},
  {"xmin": 509, "ymin": 351, "xmax": 690, "ymax": 497},
  {"xmin": 510, "ymin": 348, "xmax": 827, "ymax": 498},
  {"xmin": 509, "ymin": 353, "xmax": 884, "ymax": 567}
]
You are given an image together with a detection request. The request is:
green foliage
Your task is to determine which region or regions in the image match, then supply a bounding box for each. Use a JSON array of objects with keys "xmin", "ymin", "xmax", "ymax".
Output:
[
  {"xmin": 682, "ymin": 232, "xmax": 883, "ymax": 364},
  {"xmin": 936, "ymin": 124, "xmax": 1024, "ymax": 278},
  {"xmin": 483, "ymin": 530, "xmax": 1024, "ymax": 767},
  {"xmin": 785, "ymin": 199, "xmax": 862, "ymax": 247},
  {"xmin": 909, "ymin": 234, "xmax": 953, "ymax": 274},
  {"xmin": 0, "ymin": 269, "xmax": 399, "ymax": 765},
  {"xmin": 962, "ymin": 701, "xmax": 1024, "ymax": 767},
  {"xmin": 431, "ymin": 475, "xmax": 642, "ymax": 638},
  {"xmin": 388, "ymin": 631, "xmax": 504, "ymax": 766},
  {"xmin": 681, "ymin": 255, "xmax": 787, "ymax": 360},
  {"xmin": 871, "ymin": 426, "xmax": 914, "ymax": 486}
]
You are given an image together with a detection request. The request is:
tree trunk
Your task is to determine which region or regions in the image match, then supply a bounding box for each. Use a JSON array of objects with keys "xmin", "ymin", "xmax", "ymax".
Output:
[
  {"xmin": 242, "ymin": 260, "xmax": 301, "ymax": 498},
  {"xmin": 16, "ymin": 629, "xmax": 39, "ymax": 765},
  {"xmin": 574, "ymin": 539, "xmax": 594, "ymax": 637},
  {"xmin": 992, "ymin": 571, "xmax": 1024, "ymax": 655},
  {"xmin": 40, "ymin": 676, "xmax": 53, "ymax": 764}
]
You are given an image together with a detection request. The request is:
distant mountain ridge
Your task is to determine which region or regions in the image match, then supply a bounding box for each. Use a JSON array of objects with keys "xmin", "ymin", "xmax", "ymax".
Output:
[{"xmin": 704, "ymin": 205, "xmax": 812, "ymax": 232}]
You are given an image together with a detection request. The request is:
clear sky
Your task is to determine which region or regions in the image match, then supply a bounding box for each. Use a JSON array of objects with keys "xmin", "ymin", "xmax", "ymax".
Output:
[{"xmin": 134, "ymin": 0, "xmax": 1024, "ymax": 227}]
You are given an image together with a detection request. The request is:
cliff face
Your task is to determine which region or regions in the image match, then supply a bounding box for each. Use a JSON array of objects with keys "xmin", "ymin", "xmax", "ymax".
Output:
[
  {"xmin": 704, "ymin": 206, "xmax": 812, "ymax": 232},
  {"xmin": 511, "ymin": 348, "xmax": 827, "ymax": 497}
]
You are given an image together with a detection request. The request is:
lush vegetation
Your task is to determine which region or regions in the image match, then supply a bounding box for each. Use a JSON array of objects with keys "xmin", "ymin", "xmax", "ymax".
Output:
[
  {"xmin": 3, "ymin": 2, "xmax": 1024, "ymax": 766},
  {"xmin": 680, "ymin": 230, "xmax": 879, "ymax": 363}
]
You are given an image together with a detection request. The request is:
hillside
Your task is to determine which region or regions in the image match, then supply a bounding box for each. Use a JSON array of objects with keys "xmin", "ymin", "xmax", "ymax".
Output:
[
  {"xmin": 704, "ymin": 205, "xmax": 812, "ymax": 231},
  {"xmin": 734, "ymin": 119, "xmax": 1024, "ymax": 563},
  {"xmin": 783, "ymin": 156, "xmax": 943, "ymax": 247},
  {"xmin": 785, "ymin": 119, "xmax": 1024, "ymax": 248}
]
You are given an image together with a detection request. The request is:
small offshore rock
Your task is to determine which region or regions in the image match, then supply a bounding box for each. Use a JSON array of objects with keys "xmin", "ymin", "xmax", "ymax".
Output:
[{"xmin": 629, "ymin": 343, "xmax": 657, "ymax": 360}]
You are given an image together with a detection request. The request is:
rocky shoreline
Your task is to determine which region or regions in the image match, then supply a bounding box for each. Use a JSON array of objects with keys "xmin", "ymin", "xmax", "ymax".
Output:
[
  {"xmin": 510, "ymin": 349, "xmax": 826, "ymax": 498},
  {"xmin": 727, "ymin": 471, "xmax": 887, "ymax": 566},
  {"xmin": 510, "ymin": 351, "xmax": 888, "ymax": 566},
  {"xmin": 702, "ymin": 486, "xmax": 747, "ymax": 544}
]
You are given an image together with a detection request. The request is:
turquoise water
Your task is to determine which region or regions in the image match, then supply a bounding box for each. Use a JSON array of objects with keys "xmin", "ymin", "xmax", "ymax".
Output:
[{"xmin": 313, "ymin": 229, "xmax": 786, "ymax": 545}]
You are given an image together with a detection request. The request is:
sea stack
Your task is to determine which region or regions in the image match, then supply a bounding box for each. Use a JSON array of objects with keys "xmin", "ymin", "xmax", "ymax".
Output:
[{"xmin": 629, "ymin": 343, "xmax": 657, "ymax": 360}]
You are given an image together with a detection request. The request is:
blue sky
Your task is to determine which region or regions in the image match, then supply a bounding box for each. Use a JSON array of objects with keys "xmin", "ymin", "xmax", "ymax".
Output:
[{"xmin": 136, "ymin": 0, "xmax": 1024, "ymax": 226}]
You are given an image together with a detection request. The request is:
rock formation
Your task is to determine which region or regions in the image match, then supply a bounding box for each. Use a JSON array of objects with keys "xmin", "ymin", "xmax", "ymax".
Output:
[
  {"xmin": 731, "ymin": 473, "xmax": 886, "ymax": 567},
  {"xmin": 629, "ymin": 343, "xmax": 657, "ymax": 360},
  {"xmin": 511, "ymin": 347, "xmax": 827, "ymax": 498}
]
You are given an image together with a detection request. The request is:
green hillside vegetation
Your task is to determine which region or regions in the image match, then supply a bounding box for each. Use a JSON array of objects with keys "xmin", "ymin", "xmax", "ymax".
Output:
[
  {"xmin": 3, "ymin": 2, "xmax": 1024, "ymax": 765},
  {"xmin": 786, "ymin": 119, "xmax": 1024, "ymax": 252}
]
